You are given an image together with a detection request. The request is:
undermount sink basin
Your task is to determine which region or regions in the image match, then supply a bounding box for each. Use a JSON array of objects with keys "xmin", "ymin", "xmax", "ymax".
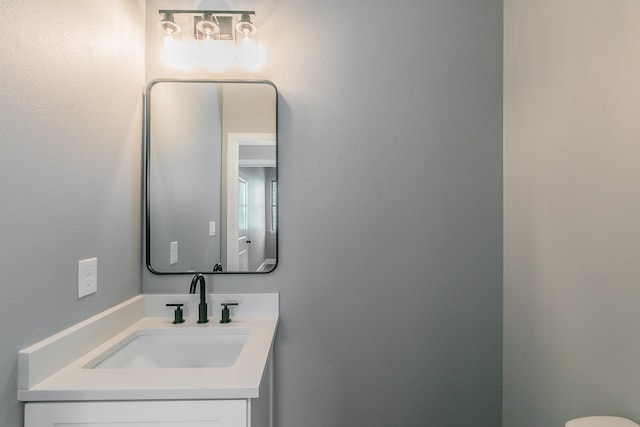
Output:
[{"xmin": 86, "ymin": 328, "xmax": 249, "ymax": 369}]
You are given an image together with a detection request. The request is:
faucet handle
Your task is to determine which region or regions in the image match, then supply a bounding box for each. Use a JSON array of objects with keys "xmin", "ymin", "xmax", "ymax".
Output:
[
  {"xmin": 220, "ymin": 302, "xmax": 239, "ymax": 324},
  {"xmin": 166, "ymin": 303, "xmax": 185, "ymax": 324}
]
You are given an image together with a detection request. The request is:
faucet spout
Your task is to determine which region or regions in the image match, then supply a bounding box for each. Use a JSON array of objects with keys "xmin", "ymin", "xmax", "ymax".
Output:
[{"xmin": 189, "ymin": 273, "xmax": 208, "ymax": 324}]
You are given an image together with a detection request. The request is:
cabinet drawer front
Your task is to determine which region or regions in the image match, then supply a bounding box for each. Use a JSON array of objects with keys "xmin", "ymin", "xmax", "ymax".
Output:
[{"xmin": 26, "ymin": 400, "xmax": 247, "ymax": 427}]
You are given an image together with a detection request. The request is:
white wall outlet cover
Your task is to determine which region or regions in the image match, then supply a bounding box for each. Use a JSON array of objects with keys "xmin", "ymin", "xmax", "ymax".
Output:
[{"xmin": 78, "ymin": 257, "xmax": 97, "ymax": 298}]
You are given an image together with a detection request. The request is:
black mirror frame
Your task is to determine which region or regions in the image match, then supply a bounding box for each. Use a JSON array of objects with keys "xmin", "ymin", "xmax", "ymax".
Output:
[{"xmin": 144, "ymin": 79, "xmax": 278, "ymax": 275}]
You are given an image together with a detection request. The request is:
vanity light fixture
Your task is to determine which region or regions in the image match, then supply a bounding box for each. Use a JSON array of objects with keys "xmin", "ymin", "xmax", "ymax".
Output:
[
  {"xmin": 158, "ymin": 12, "xmax": 181, "ymax": 35},
  {"xmin": 158, "ymin": 10, "xmax": 257, "ymax": 42},
  {"xmin": 158, "ymin": 10, "xmax": 262, "ymax": 71}
]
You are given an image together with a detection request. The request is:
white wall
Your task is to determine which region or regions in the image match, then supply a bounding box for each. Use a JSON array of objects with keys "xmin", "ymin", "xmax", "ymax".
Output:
[
  {"xmin": 504, "ymin": 1, "xmax": 640, "ymax": 425},
  {"xmin": 0, "ymin": 1, "xmax": 145, "ymax": 426},
  {"xmin": 144, "ymin": 0, "xmax": 503, "ymax": 426}
]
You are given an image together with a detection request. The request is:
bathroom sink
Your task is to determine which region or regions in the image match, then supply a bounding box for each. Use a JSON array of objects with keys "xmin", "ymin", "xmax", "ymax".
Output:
[
  {"xmin": 18, "ymin": 294, "xmax": 279, "ymax": 401},
  {"xmin": 86, "ymin": 328, "xmax": 249, "ymax": 369}
]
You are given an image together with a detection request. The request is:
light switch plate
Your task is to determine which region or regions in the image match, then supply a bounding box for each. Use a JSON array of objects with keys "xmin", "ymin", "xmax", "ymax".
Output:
[
  {"xmin": 170, "ymin": 241, "xmax": 178, "ymax": 265},
  {"xmin": 209, "ymin": 221, "xmax": 216, "ymax": 236},
  {"xmin": 78, "ymin": 258, "xmax": 97, "ymax": 298}
]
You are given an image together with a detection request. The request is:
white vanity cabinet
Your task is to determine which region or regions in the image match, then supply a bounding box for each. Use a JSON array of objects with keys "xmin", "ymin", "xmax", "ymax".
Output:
[
  {"xmin": 25, "ymin": 400, "xmax": 247, "ymax": 427},
  {"xmin": 24, "ymin": 354, "xmax": 273, "ymax": 427},
  {"xmin": 18, "ymin": 294, "xmax": 278, "ymax": 427}
]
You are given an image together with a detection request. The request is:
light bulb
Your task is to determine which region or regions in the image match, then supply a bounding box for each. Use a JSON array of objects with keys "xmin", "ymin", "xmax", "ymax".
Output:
[
  {"xmin": 197, "ymin": 13, "xmax": 220, "ymax": 37},
  {"xmin": 158, "ymin": 13, "xmax": 180, "ymax": 35},
  {"xmin": 235, "ymin": 14, "xmax": 256, "ymax": 37}
]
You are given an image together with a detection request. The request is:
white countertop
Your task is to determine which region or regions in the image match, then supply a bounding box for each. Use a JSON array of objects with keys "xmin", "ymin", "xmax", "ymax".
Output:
[{"xmin": 18, "ymin": 294, "xmax": 278, "ymax": 402}]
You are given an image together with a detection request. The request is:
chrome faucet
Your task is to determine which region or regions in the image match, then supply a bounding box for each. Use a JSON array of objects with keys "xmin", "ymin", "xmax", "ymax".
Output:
[{"xmin": 189, "ymin": 273, "xmax": 209, "ymax": 324}]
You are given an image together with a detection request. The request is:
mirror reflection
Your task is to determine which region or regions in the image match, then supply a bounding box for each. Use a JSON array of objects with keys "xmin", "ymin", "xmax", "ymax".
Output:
[{"xmin": 146, "ymin": 80, "xmax": 277, "ymax": 274}]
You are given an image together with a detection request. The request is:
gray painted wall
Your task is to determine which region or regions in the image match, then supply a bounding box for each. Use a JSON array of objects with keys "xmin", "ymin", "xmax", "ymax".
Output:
[
  {"xmin": 148, "ymin": 82, "xmax": 223, "ymax": 272},
  {"xmin": 504, "ymin": 1, "xmax": 640, "ymax": 425},
  {"xmin": 0, "ymin": 0, "xmax": 503, "ymax": 425},
  {"xmin": 0, "ymin": 1, "xmax": 144, "ymax": 426},
  {"xmin": 144, "ymin": 0, "xmax": 503, "ymax": 426}
]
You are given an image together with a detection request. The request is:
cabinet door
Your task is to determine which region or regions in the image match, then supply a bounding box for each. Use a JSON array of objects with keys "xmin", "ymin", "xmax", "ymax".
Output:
[{"xmin": 25, "ymin": 400, "xmax": 247, "ymax": 427}]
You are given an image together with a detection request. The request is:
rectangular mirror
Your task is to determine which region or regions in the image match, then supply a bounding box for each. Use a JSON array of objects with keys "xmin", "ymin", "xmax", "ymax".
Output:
[{"xmin": 145, "ymin": 80, "xmax": 277, "ymax": 274}]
